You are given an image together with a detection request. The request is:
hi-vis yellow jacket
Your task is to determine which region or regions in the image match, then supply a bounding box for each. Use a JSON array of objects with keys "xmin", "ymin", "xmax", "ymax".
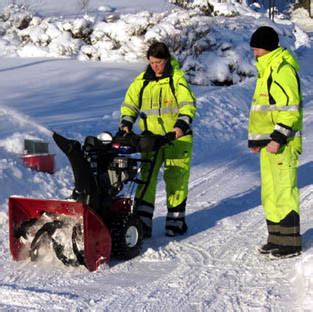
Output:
[
  {"xmin": 120, "ymin": 58, "xmax": 196, "ymax": 136},
  {"xmin": 248, "ymin": 47, "xmax": 302, "ymax": 150}
]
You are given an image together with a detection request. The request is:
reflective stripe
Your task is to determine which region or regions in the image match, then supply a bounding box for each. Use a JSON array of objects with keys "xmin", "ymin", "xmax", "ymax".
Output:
[
  {"xmin": 268, "ymin": 234, "xmax": 302, "ymax": 247},
  {"xmin": 178, "ymin": 101, "xmax": 196, "ymax": 108},
  {"xmin": 248, "ymin": 133, "xmax": 271, "ymax": 141},
  {"xmin": 135, "ymin": 204, "xmax": 154, "ymax": 214},
  {"xmin": 121, "ymin": 115, "xmax": 136, "ymax": 124},
  {"xmin": 267, "ymin": 224, "xmax": 280, "ymax": 233},
  {"xmin": 177, "ymin": 115, "xmax": 191, "ymax": 125},
  {"xmin": 135, "ymin": 204, "xmax": 153, "ymax": 228},
  {"xmin": 121, "ymin": 103, "xmax": 140, "ymax": 113},
  {"xmin": 123, "ymin": 103, "xmax": 194, "ymax": 116},
  {"xmin": 251, "ymin": 104, "xmax": 300, "ymax": 112},
  {"xmin": 167, "ymin": 211, "xmax": 185, "ymax": 219},
  {"xmin": 280, "ymin": 226, "xmax": 300, "ymax": 235},
  {"xmin": 142, "ymin": 107, "xmax": 179, "ymax": 116},
  {"xmin": 166, "ymin": 219, "xmax": 184, "ymax": 227},
  {"xmin": 249, "ymin": 131, "xmax": 301, "ymax": 141},
  {"xmin": 274, "ymin": 124, "xmax": 291, "ymax": 137},
  {"xmin": 268, "ymin": 224, "xmax": 300, "ymax": 235}
]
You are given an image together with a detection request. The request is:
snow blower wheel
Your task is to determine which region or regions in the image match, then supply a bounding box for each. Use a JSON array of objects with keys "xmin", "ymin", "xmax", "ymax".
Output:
[{"xmin": 110, "ymin": 214, "xmax": 143, "ymax": 260}]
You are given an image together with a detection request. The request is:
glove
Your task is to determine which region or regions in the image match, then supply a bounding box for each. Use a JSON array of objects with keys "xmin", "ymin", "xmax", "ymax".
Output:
[
  {"xmin": 165, "ymin": 132, "xmax": 176, "ymax": 141},
  {"xmin": 114, "ymin": 129, "xmax": 126, "ymax": 138},
  {"xmin": 113, "ymin": 130, "xmax": 139, "ymax": 148}
]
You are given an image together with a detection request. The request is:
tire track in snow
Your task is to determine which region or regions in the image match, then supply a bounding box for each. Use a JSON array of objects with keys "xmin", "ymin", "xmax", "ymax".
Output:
[
  {"xmin": 2, "ymin": 154, "xmax": 309, "ymax": 311},
  {"xmin": 0, "ymin": 284, "xmax": 87, "ymax": 310},
  {"xmin": 99, "ymin": 167, "xmax": 313, "ymax": 311},
  {"xmin": 101, "ymin": 200, "xmax": 287, "ymax": 310},
  {"xmin": 115, "ymin": 150, "xmax": 268, "ymax": 310},
  {"xmin": 188, "ymin": 154, "xmax": 251, "ymax": 192},
  {"xmin": 0, "ymin": 261, "xmax": 107, "ymax": 310},
  {"xmin": 300, "ymin": 184, "xmax": 313, "ymax": 211},
  {"xmin": 166, "ymin": 211, "xmax": 294, "ymax": 311}
]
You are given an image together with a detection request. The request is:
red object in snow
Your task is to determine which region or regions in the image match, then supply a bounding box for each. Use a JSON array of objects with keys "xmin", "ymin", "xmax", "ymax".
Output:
[
  {"xmin": 8, "ymin": 196, "xmax": 112, "ymax": 272},
  {"xmin": 21, "ymin": 154, "xmax": 55, "ymax": 174}
]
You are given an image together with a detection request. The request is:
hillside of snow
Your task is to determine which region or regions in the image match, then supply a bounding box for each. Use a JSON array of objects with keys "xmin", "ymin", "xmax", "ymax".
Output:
[{"xmin": 0, "ymin": 0, "xmax": 313, "ymax": 310}]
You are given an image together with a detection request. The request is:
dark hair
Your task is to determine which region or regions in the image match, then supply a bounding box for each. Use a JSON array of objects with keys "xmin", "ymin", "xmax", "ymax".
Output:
[{"xmin": 147, "ymin": 42, "xmax": 171, "ymax": 59}]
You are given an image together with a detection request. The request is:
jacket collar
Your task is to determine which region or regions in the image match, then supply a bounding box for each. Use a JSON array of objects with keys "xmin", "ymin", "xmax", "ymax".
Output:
[
  {"xmin": 256, "ymin": 47, "xmax": 300, "ymax": 75},
  {"xmin": 143, "ymin": 61, "xmax": 173, "ymax": 81}
]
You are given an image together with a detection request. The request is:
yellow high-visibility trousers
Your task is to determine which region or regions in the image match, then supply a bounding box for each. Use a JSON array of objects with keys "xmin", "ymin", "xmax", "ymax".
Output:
[
  {"xmin": 134, "ymin": 135, "xmax": 192, "ymax": 233},
  {"xmin": 260, "ymin": 140, "xmax": 301, "ymax": 247}
]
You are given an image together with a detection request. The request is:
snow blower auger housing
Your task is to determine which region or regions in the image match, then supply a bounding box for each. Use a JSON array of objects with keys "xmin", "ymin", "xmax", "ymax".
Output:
[
  {"xmin": 9, "ymin": 197, "xmax": 111, "ymax": 271},
  {"xmin": 9, "ymin": 124, "xmax": 175, "ymax": 271}
]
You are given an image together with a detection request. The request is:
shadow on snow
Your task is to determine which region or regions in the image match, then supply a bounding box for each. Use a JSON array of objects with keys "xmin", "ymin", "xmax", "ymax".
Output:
[{"xmin": 143, "ymin": 160, "xmax": 313, "ymax": 253}]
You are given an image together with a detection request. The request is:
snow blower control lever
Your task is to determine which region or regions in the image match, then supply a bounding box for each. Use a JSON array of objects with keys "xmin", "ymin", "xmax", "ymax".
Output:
[
  {"xmin": 137, "ymin": 112, "xmax": 176, "ymax": 152},
  {"xmin": 140, "ymin": 112, "xmax": 149, "ymax": 133}
]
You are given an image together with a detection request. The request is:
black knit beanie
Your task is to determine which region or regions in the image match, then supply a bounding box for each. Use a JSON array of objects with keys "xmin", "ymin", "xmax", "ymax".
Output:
[{"xmin": 250, "ymin": 26, "xmax": 279, "ymax": 51}]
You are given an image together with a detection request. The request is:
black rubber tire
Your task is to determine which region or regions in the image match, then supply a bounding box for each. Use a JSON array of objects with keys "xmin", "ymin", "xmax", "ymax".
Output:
[{"xmin": 110, "ymin": 214, "xmax": 143, "ymax": 260}]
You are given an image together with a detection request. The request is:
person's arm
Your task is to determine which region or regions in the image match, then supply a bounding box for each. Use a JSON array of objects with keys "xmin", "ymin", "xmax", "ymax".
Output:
[
  {"xmin": 267, "ymin": 64, "xmax": 302, "ymax": 153},
  {"xmin": 173, "ymin": 76, "xmax": 197, "ymax": 139},
  {"xmin": 250, "ymin": 146, "xmax": 261, "ymax": 153},
  {"xmin": 120, "ymin": 80, "xmax": 141, "ymax": 132}
]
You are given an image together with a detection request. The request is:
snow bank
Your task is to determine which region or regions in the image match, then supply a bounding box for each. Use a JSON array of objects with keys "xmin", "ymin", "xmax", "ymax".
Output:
[{"xmin": 0, "ymin": 106, "xmax": 73, "ymax": 206}]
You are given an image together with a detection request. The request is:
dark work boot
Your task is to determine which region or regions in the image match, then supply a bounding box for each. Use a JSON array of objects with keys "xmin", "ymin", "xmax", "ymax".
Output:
[
  {"xmin": 257, "ymin": 242, "xmax": 280, "ymax": 254},
  {"xmin": 269, "ymin": 246, "xmax": 302, "ymax": 259},
  {"xmin": 165, "ymin": 221, "xmax": 188, "ymax": 237}
]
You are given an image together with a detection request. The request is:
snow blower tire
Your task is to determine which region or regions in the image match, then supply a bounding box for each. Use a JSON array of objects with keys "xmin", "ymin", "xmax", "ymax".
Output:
[{"xmin": 110, "ymin": 214, "xmax": 143, "ymax": 260}]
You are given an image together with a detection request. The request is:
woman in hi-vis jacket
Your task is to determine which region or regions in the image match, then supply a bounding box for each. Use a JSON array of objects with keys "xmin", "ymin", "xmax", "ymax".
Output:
[{"xmin": 120, "ymin": 42, "xmax": 196, "ymax": 238}]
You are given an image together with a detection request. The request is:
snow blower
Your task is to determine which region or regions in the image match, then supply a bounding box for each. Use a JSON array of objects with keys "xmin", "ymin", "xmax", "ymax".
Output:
[{"xmin": 9, "ymin": 116, "xmax": 175, "ymax": 271}]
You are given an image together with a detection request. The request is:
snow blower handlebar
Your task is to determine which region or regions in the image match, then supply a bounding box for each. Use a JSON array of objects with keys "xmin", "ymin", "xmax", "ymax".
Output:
[
  {"xmin": 137, "ymin": 112, "xmax": 176, "ymax": 152},
  {"xmin": 113, "ymin": 112, "xmax": 176, "ymax": 153}
]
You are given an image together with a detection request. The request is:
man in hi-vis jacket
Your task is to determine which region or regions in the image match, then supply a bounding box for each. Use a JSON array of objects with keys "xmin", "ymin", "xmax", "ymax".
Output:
[
  {"xmin": 120, "ymin": 42, "xmax": 196, "ymax": 238},
  {"xmin": 248, "ymin": 26, "xmax": 303, "ymax": 258}
]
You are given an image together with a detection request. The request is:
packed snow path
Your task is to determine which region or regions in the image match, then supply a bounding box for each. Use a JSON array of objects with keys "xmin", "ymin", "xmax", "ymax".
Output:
[{"xmin": 1, "ymin": 46, "xmax": 313, "ymax": 311}]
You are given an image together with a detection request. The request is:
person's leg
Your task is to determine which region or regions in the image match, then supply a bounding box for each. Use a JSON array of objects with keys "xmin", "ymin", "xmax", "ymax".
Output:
[
  {"xmin": 260, "ymin": 143, "xmax": 301, "ymax": 257},
  {"xmin": 163, "ymin": 136, "xmax": 192, "ymax": 236},
  {"xmin": 134, "ymin": 150, "xmax": 164, "ymax": 238},
  {"xmin": 267, "ymin": 143, "xmax": 301, "ymax": 257},
  {"xmin": 259, "ymin": 147, "xmax": 281, "ymax": 253}
]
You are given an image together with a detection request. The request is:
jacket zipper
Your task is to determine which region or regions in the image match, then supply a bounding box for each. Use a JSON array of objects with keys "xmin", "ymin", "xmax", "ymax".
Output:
[{"xmin": 159, "ymin": 88, "xmax": 162, "ymax": 116}]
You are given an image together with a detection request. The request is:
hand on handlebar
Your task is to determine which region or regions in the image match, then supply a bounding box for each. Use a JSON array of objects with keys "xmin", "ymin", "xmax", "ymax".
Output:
[
  {"xmin": 122, "ymin": 126, "xmax": 130, "ymax": 134},
  {"xmin": 173, "ymin": 127, "xmax": 184, "ymax": 139},
  {"xmin": 156, "ymin": 132, "xmax": 176, "ymax": 147}
]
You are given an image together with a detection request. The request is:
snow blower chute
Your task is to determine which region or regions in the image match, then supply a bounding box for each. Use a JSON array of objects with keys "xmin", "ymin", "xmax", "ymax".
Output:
[{"xmin": 9, "ymin": 118, "xmax": 175, "ymax": 271}]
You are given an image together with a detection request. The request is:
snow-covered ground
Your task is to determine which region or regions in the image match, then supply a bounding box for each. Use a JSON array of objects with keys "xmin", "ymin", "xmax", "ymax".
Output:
[
  {"xmin": 0, "ymin": 0, "xmax": 174, "ymax": 16},
  {"xmin": 1, "ymin": 1, "xmax": 313, "ymax": 310}
]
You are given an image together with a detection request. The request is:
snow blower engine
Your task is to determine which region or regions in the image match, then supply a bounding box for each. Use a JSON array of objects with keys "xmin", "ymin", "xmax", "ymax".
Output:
[{"xmin": 9, "ymin": 115, "xmax": 175, "ymax": 271}]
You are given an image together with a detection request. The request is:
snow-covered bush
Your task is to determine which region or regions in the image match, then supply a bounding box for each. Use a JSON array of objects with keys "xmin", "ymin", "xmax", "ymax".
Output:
[
  {"xmin": 70, "ymin": 17, "xmax": 94, "ymax": 43},
  {"xmin": 169, "ymin": 0, "xmax": 191, "ymax": 8},
  {"xmin": 0, "ymin": 4, "xmax": 32, "ymax": 29},
  {"xmin": 169, "ymin": 0, "xmax": 245, "ymax": 17},
  {"xmin": 170, "ymin": 0, "xmax": 215, "ymax": 15},
  {"xmin": 49, "ymin": 32, "xmax": 82, "ymax": 57},
  {"xmin": 0, "ymin": 3, "xmax": 307, "ymax": 86}
]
